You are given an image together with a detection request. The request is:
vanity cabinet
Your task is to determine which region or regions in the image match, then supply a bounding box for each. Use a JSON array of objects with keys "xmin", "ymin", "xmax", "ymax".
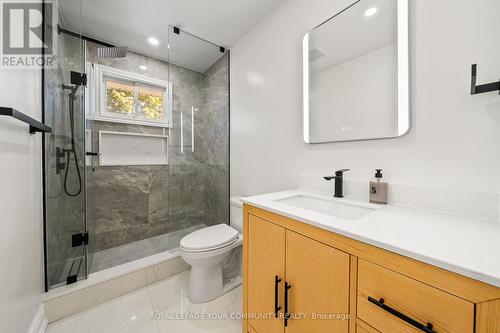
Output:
[
  {"xmin": 243, "ymin": 204, "xmax": 500, "ymax": 333},
  {"xmin": 246, "ymin": 214, "xmax": 350, "ymax": 332}
]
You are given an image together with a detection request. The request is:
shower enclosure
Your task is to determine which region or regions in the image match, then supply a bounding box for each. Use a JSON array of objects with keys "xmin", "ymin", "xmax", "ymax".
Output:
[{"xmin": 43, "ymin": 0, "xmax": 229, "ymax": 290}]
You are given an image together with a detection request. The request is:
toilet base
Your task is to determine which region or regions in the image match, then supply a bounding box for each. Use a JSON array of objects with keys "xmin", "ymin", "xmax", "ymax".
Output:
[
  {"xmin": 180, "ymin": 235, "xmax": 243, "ymax": 304},
  {"xmin": 189, "ymin": 265, "xmax": 223, "ymax": 303}
]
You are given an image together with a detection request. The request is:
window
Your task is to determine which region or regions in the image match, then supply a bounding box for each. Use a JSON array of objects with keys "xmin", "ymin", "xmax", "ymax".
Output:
[
  {"xmin": 136, "ymin": 84, "xmax": 164, "ymax": 121},
  {"xmin": 91, "ymin": 64, "xmax": 172, "ymax": 127},
  {"xmin": 105, "ymin": 79, "xmax": 135, "ymax": 116}
]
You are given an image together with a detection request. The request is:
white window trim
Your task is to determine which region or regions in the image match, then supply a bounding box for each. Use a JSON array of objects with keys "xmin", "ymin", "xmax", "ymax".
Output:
[{"xmin": 88, "ymin": 63, "xmax": 173, "ymax": 128}]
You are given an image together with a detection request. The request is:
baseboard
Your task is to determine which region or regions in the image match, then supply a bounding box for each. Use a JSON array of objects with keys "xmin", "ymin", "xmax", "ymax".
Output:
[{"xmin": 28, "ymin": 305, "xmax": 48, "ymax": 333}]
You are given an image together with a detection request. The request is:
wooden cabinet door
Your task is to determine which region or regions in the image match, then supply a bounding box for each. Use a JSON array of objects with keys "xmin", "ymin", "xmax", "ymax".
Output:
[
  {"xmin": 285, "ymin": 230, "xmax": 350, "ymax": 333},
  {"xmin": 247, "ymin": 215, "xmax": 286, "ymax": 333},
  {"xmin": 247, "ymin": 323, "xmax": 258, "ymax": 333}
]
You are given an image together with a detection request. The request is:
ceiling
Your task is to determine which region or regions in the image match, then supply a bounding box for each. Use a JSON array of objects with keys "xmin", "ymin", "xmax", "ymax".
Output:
[
  {"xmin": 309, "ymin": 0, "xmax": 397, "ymax": 75},
  {"xmin": 58, "ymin": 0, "xmax": 283, "ymax": 71}
]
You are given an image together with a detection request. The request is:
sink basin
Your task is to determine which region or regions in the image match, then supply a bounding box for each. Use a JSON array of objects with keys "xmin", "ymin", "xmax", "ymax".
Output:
[{"xmin": 275, "ymin": 194, "xmax": 375, "ymax": 220}]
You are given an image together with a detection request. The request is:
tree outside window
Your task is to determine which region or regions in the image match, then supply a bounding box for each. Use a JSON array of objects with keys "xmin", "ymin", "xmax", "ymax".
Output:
[{"xmin": 105, "ymin": 79, "xmax": 165, "ymax": 121}]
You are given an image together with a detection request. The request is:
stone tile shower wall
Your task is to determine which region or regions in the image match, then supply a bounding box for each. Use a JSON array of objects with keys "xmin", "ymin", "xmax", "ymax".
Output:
[
  {"xmin": 167, "ymin": 54, "xmax": 230, "ymax": 231},
  {"xmin": 86, "ymin": 43, "xmax": 229, "ymax": 252},
  {"xmin": 199, "ymin": 54, "xmax": 230, "ymax": 227},
  {"xmin": 89, "ymin": 122, "xmax": 171, "ymax": 251}
]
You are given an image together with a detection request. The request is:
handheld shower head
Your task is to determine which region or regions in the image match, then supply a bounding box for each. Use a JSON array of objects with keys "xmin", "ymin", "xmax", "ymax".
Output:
[
  {"xmin": 60, "ymin": 70, "xmax": 86, "ymax": 197},
  {"xmin": 62, "ymin": 84, "xmax": 80, "ymax": 97}
]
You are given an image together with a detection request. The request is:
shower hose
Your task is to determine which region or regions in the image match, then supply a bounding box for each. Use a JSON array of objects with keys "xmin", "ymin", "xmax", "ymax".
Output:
[{"xmin": 64, "ymin": 91, "xmax": 82, "ymax": 197}]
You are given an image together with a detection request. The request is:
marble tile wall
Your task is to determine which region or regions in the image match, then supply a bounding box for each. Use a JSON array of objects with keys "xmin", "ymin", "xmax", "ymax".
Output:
[
  {"xmin": 88, "ymin": 121, "xmax": 172, "ymax": 251},
  {"xmin": 200, "ymin": 54, "xmax": 230, "ymax": 227},
  {"xmin": 165, "ymin": 52, "xmax": 208, "ymax": 233},
  {"xmin": 167, "ymin": 53, "xmax": 230, "ymax": 229},
  {"xmin": 92, "ymin": 164, "xmax": 169, "ymax": 250}
]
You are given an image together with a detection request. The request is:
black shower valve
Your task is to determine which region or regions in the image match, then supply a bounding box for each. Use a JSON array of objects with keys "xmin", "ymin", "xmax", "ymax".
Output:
[{"xmin": 56, "ymin": 147, "xmax": 67, "ymax": 174}]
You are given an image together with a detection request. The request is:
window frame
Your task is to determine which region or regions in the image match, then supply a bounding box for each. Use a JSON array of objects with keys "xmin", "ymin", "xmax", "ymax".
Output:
[{"xmin": 89, "ymin": 63, "xmax": 173, "ymax": 128}]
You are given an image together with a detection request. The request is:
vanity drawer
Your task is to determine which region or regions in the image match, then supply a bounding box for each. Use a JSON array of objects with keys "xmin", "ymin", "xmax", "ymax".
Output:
[
  {"xmin": 357, "ymin": 260, "xmax": 475, "ymax": 333},
  {"xmin": 357, "ymin": 325, "xmax": 371, "ymax": 333},
  {"xmin": 357, "ymin": 320, "xmax": 381, "ymax": 333}
]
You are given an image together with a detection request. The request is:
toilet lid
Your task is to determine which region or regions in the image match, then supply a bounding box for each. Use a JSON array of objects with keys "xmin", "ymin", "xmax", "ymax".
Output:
[{"xmin": 180, "ymin": 224, "xmax": 239, "ymax": 252}]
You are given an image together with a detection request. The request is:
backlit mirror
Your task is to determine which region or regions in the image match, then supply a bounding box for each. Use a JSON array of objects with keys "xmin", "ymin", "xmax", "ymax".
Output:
[{"xmin": 303, "ymin": 0, "xmax": 410, "ymax": 143}]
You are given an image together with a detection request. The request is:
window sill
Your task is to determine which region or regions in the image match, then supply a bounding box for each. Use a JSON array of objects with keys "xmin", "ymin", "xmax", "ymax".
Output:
[{"xmin": 88, "ymin": 114, "xmax": 171, "ymax": 129}]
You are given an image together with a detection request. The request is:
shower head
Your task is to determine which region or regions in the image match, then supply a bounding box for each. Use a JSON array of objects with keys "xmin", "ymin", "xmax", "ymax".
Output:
[{"xmin": 97, "ymin": 47, "xmax": 128, "ymax": 58}]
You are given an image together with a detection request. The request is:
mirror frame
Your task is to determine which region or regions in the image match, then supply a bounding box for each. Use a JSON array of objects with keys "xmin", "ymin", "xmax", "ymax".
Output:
[{"xmin": 303, "ymin": 0, "xmax": 410, "ymax": 144}]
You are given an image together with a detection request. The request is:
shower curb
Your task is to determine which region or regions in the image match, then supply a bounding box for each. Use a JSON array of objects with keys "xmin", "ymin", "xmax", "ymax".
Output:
[{"xmin": 43, "ymin": 253, "xmax": 188, "ymax": 323}]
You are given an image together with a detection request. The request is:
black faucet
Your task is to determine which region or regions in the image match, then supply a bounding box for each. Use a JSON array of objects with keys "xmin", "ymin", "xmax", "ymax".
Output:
[{"xmin": 324, "ymin": 169, "xmax": 350, "ymax": 198}]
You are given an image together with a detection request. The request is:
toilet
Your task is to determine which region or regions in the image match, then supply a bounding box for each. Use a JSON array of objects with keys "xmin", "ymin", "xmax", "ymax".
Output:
[{"xmin": 180, "ymin": 196, "xmax": 244, "ymax": 303}]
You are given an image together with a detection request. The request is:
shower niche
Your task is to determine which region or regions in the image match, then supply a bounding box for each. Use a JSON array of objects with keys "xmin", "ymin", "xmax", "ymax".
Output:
[{"xmin": 43, "ymin": 0, "xmax": 229, "ymax": 290}]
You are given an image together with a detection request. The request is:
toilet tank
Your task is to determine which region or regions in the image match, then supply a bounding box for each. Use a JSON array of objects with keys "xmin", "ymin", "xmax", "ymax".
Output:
[{"xmin": 230, "ymin": 196, "xmax": 244, "ymax": 233}]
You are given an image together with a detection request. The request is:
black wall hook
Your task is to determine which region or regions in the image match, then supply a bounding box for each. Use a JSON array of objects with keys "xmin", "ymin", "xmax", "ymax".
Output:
[
  {"xmin": 0, "ymin": 107, "xmax": 51, "ymax": 134},
  {"xmin": 470, "ymin": 64, "xmax": 500, "ymax": 95}
]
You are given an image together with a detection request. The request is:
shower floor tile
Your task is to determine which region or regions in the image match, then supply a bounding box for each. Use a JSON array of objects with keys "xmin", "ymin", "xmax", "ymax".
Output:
[{"xmin": 46, "ymin": 271, "xmax": 242, "ymax": 333}]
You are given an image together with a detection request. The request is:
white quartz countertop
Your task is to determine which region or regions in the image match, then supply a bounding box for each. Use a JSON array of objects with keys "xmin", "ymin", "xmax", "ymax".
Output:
[{"xmin": 241, "ymin": 189, "xmax": 500, "ymax": 288}]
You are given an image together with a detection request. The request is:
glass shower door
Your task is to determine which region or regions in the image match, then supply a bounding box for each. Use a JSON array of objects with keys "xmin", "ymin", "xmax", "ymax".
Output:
[
  {"xmin": 84, "ymin": 46, "xmax": 97, "ymax": 277},
  {"xmin": 43, "ymin": 0, "xmax": 91, "ymax": 290},
  {"xmin": 166, "ymin": 26, "xmax": 230, "ymax": 249}
]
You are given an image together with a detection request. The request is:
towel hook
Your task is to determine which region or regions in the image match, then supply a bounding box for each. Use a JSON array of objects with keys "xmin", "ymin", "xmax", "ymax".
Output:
[{"xmin": 470, "ymin": 64, "xmax": 500, "ymax": 95}]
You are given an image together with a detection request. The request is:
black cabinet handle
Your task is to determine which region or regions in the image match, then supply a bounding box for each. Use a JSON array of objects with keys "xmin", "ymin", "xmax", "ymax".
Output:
[
  {"xmin": 368, "ymin": 297, "xmax": 436, "ymax": 333},
  {"xmin": 274, "ymin": 276, "xmax": 282, "ymax": 318},
  {"xmin": 284, "ymin": 282, "xmax": 292, "ymax": 327},
  {"xmin": 86, "ymin": 152, "xmax": 99, "ymax": 156}
]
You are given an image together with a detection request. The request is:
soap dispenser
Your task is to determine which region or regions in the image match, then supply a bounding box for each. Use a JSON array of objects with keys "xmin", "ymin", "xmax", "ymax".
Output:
[{"xmin": 369, "ymin": 169, "xmax": 388, "ymax": 205}]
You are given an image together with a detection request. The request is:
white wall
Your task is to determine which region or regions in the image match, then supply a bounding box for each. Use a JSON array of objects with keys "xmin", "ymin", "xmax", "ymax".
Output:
[
  {"xmin": 0, "ymin": 70, "xmax": 44, "ymax": 332},
  {"xmin": 230, "ymin": 0, "xmax": 500, "ymax": 197}
]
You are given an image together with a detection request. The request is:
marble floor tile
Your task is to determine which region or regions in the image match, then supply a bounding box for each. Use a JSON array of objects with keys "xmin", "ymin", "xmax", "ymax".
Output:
[
  {"xmin": 46, "ymin": 271, "xmax": 242, "ymax": 333},
  {"xmin": 47, "ymin": 289, "xmax": 157, "ymax": 333},
  {"xmin": 150, "ymin": 271, "xmax": 242, "ymax": 333},
  {"xmin": 156, "ymin": 315, "xmax": 241, "ymax": 333}
]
